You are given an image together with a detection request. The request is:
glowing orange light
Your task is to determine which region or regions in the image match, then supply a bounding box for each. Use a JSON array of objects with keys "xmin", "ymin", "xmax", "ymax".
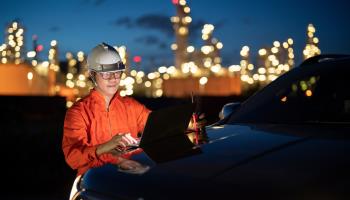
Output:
[
  {"xmin": 172, "ymin": 0, "xmax": 179, "ymax": 5},
  {"xmin": 305, "ymin": 90, "xmax": 312, "ymax": 97}
]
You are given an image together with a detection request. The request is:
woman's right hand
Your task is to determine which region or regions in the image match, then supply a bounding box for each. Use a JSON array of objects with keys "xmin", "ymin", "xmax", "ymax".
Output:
[{"xmin": 96, "ymin": 133, "xmax": 137, "ymax": 156}]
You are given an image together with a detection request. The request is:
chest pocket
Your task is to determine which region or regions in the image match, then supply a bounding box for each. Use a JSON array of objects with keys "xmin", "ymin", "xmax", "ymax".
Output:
[
  {"xmin": 88, "ymin": 115, "xmax": 110, "ymax": 144},
  {"xmin": 108, "ymin": 111, "xmax": 132, "ymax": 136}
]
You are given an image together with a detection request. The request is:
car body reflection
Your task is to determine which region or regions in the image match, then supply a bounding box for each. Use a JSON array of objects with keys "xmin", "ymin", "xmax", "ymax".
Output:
[{"xmin": 72, "ymin": 55, "xmax": 350, "ymax": 200}]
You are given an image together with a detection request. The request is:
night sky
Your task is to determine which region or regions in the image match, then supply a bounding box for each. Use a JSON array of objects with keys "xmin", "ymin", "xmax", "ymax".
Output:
[{"xmin": 1, "ymin": 0, "xmax": 350, "ymax": 71}]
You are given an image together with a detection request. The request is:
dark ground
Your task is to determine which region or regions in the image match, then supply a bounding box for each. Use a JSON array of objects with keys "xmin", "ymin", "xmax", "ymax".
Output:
[{"xmin": 0, "ymin": 94, "xmax": 248, "ymax": 199}]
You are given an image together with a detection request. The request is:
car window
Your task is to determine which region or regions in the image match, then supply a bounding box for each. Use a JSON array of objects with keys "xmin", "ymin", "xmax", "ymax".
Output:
[{"xmin": 229, "ymin": 65, "xmax": 350, "ymax": 124}]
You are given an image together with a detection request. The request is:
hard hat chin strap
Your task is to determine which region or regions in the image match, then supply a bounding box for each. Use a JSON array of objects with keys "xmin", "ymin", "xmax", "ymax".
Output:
[{"xmin": 89, "ymin": 71, "xmax": 98, "ymax": 87}]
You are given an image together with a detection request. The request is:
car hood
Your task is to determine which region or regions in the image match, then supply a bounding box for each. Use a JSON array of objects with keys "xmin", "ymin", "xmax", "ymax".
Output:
[{"xmin": 79, "ymin": 124, "xmax": 349, "ymax": 199}]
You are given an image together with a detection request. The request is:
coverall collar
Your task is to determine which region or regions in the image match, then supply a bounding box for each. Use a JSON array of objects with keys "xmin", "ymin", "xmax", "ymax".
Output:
[{"xmin": 90, "ymin": 88, "xmax": 121, "ymax": 111}]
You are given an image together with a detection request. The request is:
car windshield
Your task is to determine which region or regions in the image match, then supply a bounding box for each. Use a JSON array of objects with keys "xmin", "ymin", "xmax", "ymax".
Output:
[{"xmin": 227, "ymin": 62, "xmax": 350, "ymax": 125}]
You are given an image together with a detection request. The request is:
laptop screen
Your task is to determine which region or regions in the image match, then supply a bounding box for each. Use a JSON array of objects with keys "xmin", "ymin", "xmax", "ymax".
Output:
[{"xmin": 139, "ymin": 103, "xmax": 194, "ymax": 147}]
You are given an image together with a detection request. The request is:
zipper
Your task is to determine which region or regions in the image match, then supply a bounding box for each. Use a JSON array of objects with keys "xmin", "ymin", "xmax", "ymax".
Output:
[{"xmin": 107, "ymin": 107, "xmax": 112, "ymax": 138}]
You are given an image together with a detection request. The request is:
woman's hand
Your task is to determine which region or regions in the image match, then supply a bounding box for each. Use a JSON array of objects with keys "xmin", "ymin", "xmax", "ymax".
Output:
[
  {"xmin": 96, "ymin": 133, "xmax": 138, "ymax": 156},
  {"xmin": 117, "ymin": 158, "xmax": 143, "ymax": 170}
]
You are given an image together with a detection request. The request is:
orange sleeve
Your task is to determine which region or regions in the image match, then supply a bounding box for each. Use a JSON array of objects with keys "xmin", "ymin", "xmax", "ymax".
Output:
[{"xmin": 62, "ymin": 104, "xmax": 118, "ymax": 175}]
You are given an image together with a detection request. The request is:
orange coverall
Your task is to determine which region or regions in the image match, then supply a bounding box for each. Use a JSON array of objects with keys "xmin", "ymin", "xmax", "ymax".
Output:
[{"xmin": 62, "ymin": 89, "xmax": 150, "ymax": 175}]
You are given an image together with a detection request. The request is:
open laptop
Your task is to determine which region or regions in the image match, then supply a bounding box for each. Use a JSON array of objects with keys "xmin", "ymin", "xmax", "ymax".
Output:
[
  {"xmin": 124, "ymin": 102, "xmax": 204, "ymax": 164},
  {"xmin": 126, "ymin": 103, "xmax": 194, "ymax": 150}
]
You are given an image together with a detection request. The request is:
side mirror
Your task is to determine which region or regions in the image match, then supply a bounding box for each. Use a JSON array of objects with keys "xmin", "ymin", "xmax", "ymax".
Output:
[{"xmin": 218, "ymin": 102, "xmax": 241, "ymax": 120}]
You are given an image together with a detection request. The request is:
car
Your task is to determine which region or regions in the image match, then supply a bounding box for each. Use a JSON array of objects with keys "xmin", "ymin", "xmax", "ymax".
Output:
[{"xmin": 71, "ymin": 54, "xmax": 350, "ymax": 200}]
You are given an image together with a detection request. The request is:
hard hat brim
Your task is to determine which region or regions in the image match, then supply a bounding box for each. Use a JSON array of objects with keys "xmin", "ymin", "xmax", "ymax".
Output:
[{"xmin": 90, "ymin": 61, "xmax": 126, "ymax": 72}]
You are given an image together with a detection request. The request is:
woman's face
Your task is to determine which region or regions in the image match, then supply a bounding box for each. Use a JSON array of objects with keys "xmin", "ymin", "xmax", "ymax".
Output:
[{"xmin": 93, "ymin": 71, "xmax": 122, "ymax": 97}]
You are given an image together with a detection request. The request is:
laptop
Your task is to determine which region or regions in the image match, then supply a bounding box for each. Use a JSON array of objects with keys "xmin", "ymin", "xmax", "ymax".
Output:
[
  {"xmin": 125, "ymin": 103, "xmax": 203, "ymax": 163},
  {"xmin": 126, "ymin": 103, "xmax": 194, "ymax": 150}
]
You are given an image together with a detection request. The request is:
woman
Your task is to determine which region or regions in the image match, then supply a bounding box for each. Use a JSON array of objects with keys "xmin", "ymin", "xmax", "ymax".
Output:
[{"xmin": 62, "ymin": 43, "xmax": 150, "ymax": 178}]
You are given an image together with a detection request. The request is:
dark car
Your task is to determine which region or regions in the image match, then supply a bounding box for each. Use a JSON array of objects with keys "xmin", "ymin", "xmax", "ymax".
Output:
[{"xmin": 71, "ymin": 55, "xmax": 350, "ymax": 200}]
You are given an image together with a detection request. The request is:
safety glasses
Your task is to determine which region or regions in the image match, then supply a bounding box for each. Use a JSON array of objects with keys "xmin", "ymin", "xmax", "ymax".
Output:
[{"xmin": 96, "ymin": 70, "xmax": 123, "ymax": 80}]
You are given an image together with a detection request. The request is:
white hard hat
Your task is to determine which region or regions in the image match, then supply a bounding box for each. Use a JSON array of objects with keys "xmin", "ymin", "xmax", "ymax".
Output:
[{"xmin": 87, "ymin": 42, "xmax": 125, "ymax": 72}]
